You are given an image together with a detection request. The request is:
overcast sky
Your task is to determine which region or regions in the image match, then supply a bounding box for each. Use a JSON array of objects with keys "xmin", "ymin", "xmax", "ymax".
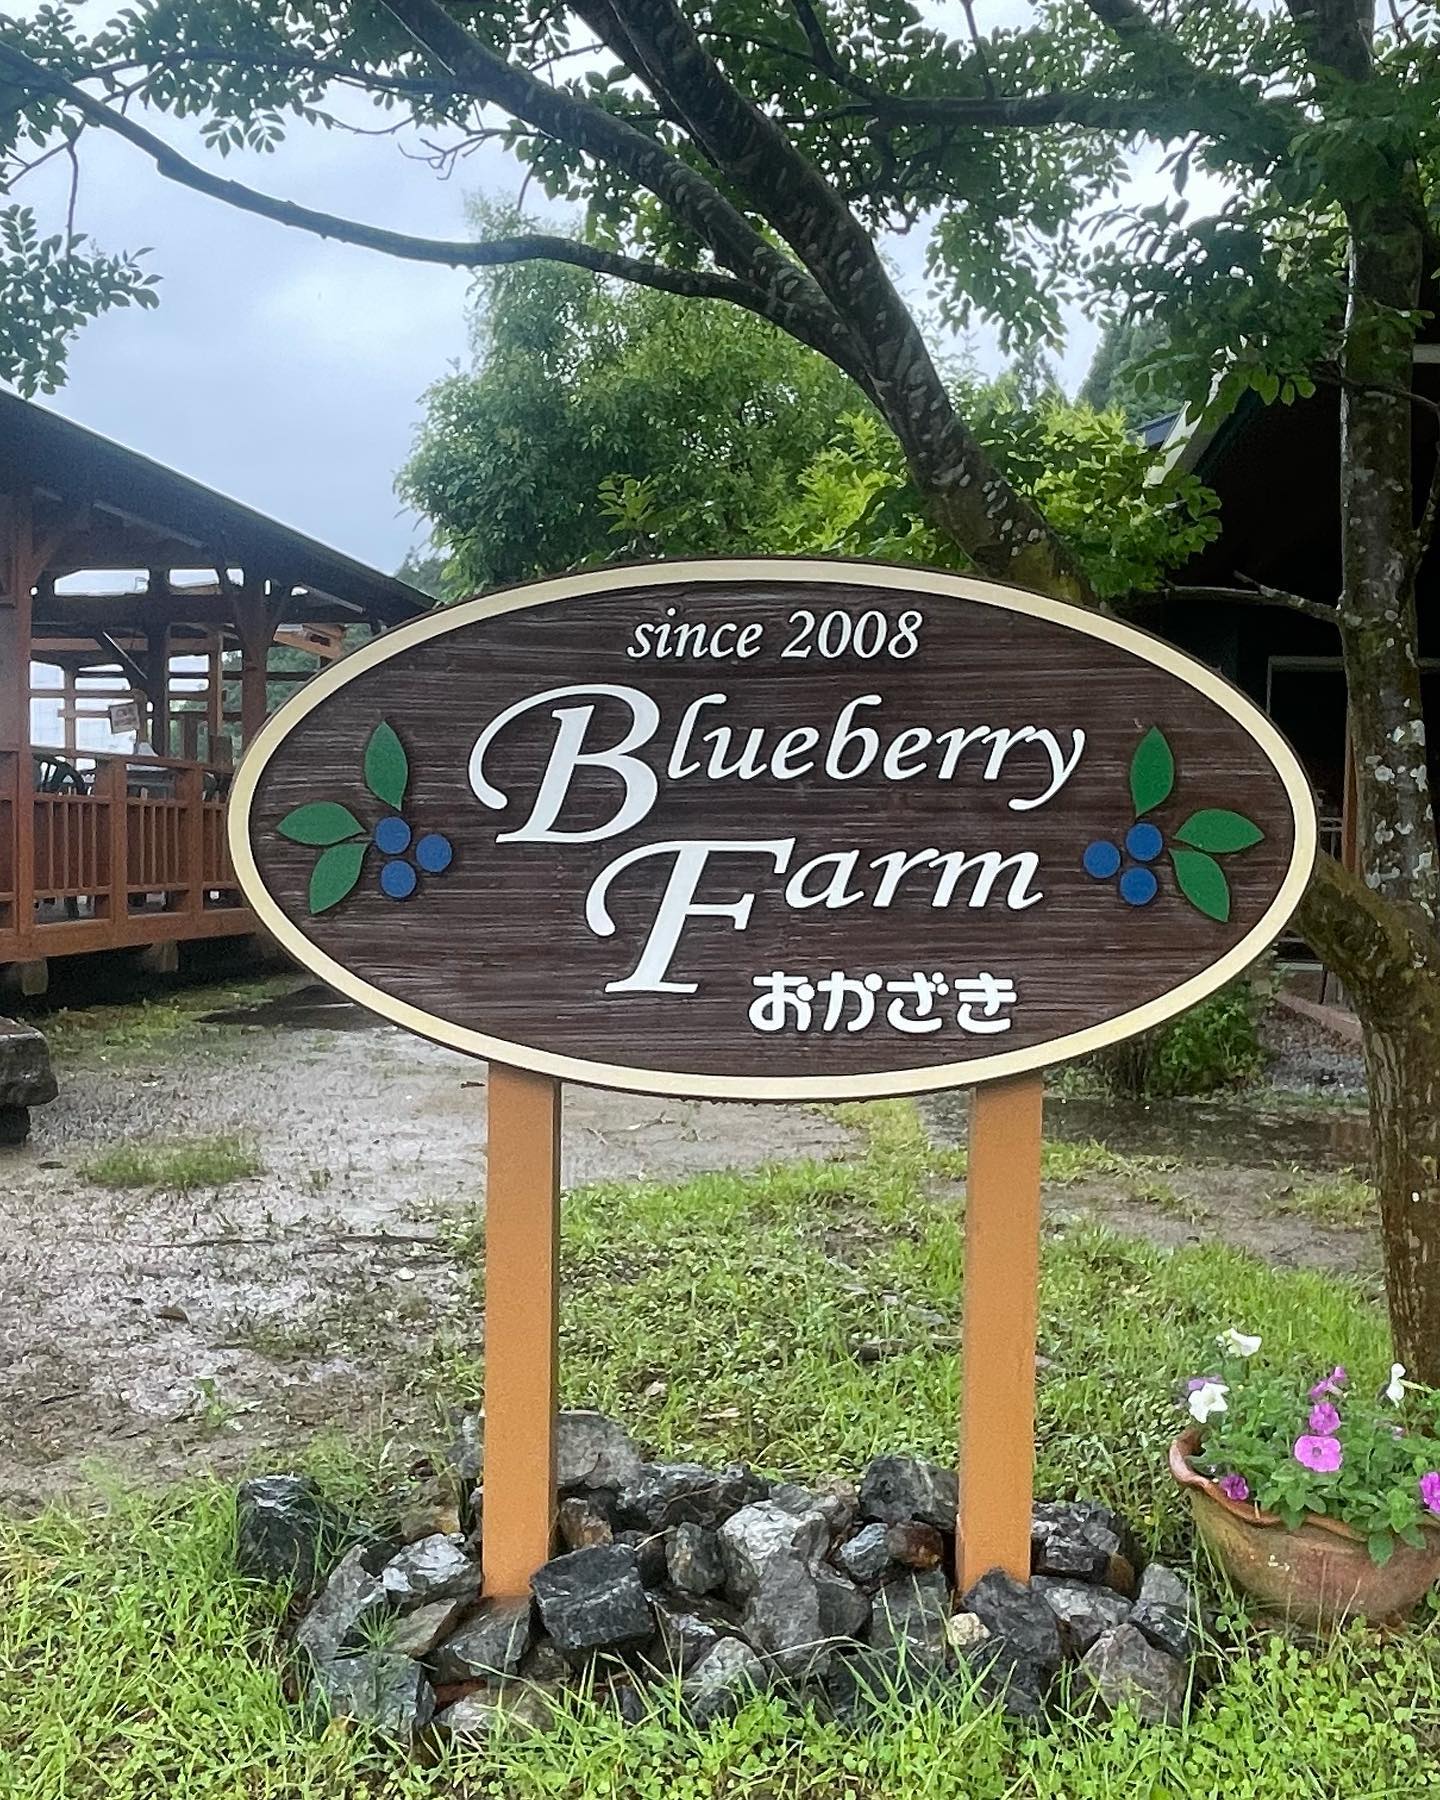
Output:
[{"xmin": 10, "ymin": 4, "xmax": 1109, "ymax": 577}]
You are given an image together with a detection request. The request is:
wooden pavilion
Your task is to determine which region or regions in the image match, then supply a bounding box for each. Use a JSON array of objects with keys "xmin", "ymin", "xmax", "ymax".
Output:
[{"xmin": 0, "ymin": 392, "xmax": 430, "ymax": 991}]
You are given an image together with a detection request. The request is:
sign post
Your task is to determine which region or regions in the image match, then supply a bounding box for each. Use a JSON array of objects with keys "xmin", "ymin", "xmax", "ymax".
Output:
[{"xmin": 228, "ymin": 558, "xmax": 1316, "ymax": 1597}]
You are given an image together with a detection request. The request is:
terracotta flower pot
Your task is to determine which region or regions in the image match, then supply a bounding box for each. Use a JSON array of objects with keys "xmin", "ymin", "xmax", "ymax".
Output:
[{"xmin": 1170, "ymin": 1429, "xmax": 1440, "ymax": 1628}]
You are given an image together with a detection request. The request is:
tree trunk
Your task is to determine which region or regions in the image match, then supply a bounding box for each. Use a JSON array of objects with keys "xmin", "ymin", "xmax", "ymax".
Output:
[{"xmin": 1364, "ymin": 1007, "xmax": 1440, "ymax": 1380}]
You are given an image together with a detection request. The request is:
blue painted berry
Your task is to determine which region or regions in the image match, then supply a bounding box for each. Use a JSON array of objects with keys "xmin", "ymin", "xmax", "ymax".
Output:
[
  {"xmin": 415, "ymin": 832, "xmax": 453, "ymax": 874},
  {"xmin": 1119, "ymin": 866, "xmax": 1158, "ymax": 907},
  {"xmin": 374, "ymin": 815, "xmax": 411, "ymax": 855},
  {"xmin": 1083, "ymin": 839, "xmax": 1122, "ymax": 879},
  {"xmin": 380, "ymin": 859, "xmax": 417, "ymax": 900},
  {"xmin": 1125, "ymin": 822, "xmax": 1163, "ymax": 862}
]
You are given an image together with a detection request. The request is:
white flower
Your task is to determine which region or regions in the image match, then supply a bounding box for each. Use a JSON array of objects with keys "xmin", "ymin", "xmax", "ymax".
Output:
[
  {"xmin": 1385, "ymin": 1362, "xmax": 1407, "ymax": 1404},
  {"xmin": 1188, "ymin": 1381, "xmax": 1230, "ymax": 1424},
  {"xmin": 1217, "ymin": 1329, "xmax": 1262, "ymax": 1358}
]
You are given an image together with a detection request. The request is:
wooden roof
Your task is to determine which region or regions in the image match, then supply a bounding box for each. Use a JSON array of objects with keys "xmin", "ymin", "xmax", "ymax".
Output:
[{"xmin": 1, "ymin": 390, "xmax": 430, "ymax": 630}]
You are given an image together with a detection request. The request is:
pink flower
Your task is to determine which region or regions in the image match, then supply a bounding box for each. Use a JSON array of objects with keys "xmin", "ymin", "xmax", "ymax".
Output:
[
  {"xmin": 1420, "ymin": 1472, "xmax": 1440, "ymax": 1517},
  {"xmin": 1308, "ymin": 1400, "xmax": 1341, "ymax": 1434},
  {"xmin": 1294, "ymin": 1434, "xmax": 1343, "ymax": 1474},
  {"xmin": 1309, "ymin": 1366, "xmax": 1348, "ymax": 1399},
  {"xmin": 1216, "ymin": 1473, "xmax": 1251, "ymax": 1502}
]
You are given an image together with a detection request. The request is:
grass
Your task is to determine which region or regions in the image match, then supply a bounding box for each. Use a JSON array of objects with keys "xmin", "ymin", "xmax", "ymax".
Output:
[
  {"xmin": 78, "ymin": 1132, "xmax": 262, "ymax": 1192},
  {"xmin": 3, "ymin": 1098, "xmax": 1435, "ymax": 1798},
  {"xmin": 1266, "ymin": 1167, "xmax": 1376, "ymax": 1228},
  {"xmin": 31, "ymin": 975, "xmax": 298, "ymax": 1066}
]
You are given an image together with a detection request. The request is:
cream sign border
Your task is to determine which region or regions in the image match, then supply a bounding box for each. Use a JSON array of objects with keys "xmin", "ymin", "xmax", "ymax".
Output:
[{"xmin": 228, "ymin": 558, "xmax": 1318, "ymax": 1101}]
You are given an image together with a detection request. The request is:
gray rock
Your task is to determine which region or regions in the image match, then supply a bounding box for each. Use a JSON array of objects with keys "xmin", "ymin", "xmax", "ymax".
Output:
[
  {"xmin": 1031, "ymin": 1502, "xmax": 1139, "ymax": 1594},
  {"xmin": 857, "ymin": 1455, "xmax": 957, "ymax": 1532},
  {"xmin": 815, "ymin": 1565, "xmax": 871, "ymax": 1640},
  {"xmin": 718, "ymin": 1502, "xmax": 829, "ymax": 1602},
  {"xmin": 520, "ymin": 1634, "xmax": 573, "ymax": 1683},
  {"xmin": 822, "ymin": 1645, "xmax": 947, "ymax": 1720},
  {"xmin": 381, "ymin": 1534, "xmax": 478, "ymax": 1609},
  {"xmin": 770, "ymin": 1481, "xmax": 856, "ymax": 1538},
  {"xmin": 666, "ymin": 1522, "xmax": 726, "ymax": 1596},
  {"xmin": 741, "ymin": 1558, "xmax": 832, "ymax": 1677},
  {"xmin": 556, "ymin": 1411, "xmax": 644, "ymax": 1492},
  {"xmin": 613, "ymin": 1528, "xmax": 668, "ymax": 1588},
  {"xmin": 311, "ymin": 1652, "xmax": 434, "ymax": 1737},
  {"xmin": 531, "ymin": 1545, "xmax": 654, "ymax": 1656},
  {"xmin": 235, "ymin": 1475, "xmax": 331, "ymax": 1592},
  {"xmin": 865, "ymin": 1570, "xmax": 950, "ymax": 1672},
  {"xmin": 443, "ymin": 1411, "xmax": 484, "ymax": 1486},
  {"xmin": 1032, "ymin": 1578, "xmax": 1131, "ymax": 1656},
  {"xmin": 651, "ymin": 1596, "xmax": 728, "ymax": 1674},
  {"xmin": 681, "ymin": 1636, "xmax": 768, "ymax": 1725},
  {"xmin": 836, "ymin": 1522, "xmax": 894, "ymax": 1587},
  {"xmin": 434, "ymin": 1684, "xmax": 559, "ymax": 1738},
  {"xmin": 295, "ymin": 1544, "xmax": 387, "ymax": 1663},
  {"xmin": 0, "ymin": 1103, "xmax": 30, "ymax": 1145},
  {"xmin": 428, "ymin": 1598, "xmax": 534, "ymax": 1681},
  {"xmin": 0, "ymin": 1017, "xmax": 57, "ymax": 1110},
  {"xmin": 963, "ymin": 1639, "xmax": 1051, "ymax": 1720},
  {"xmin": 1130, "ymin": 1563, "xmax": 1199, "ymax": 1662},
  {"xmin": 1078, "ymin": 1622, "xmax": 1188, "ymax": 1725},
  {"xmin": 621, "ymin": 1462, "xmax": 764, "ymax": 1531},
  {"xmin": 961, "ymin": 1571, "xmax": 1062, "ymax": 1671},
  {"xmin": 388, "ymin": 1597, "xmax": 469, "ymax": 1659},
  {"xmin": 558, "ymin": 1494, "xmax": 615, "ymax": 1553}
]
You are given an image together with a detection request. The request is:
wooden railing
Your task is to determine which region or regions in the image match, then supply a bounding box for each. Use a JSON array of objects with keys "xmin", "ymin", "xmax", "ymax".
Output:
[{"xmin": 0, "ymin": 746, "xmax": 255, "ymax": 963}]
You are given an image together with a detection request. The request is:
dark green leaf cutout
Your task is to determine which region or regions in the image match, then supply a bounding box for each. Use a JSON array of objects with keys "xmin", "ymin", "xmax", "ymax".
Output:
[
  {"xmin": 1171, "ymin": 848, "xmax": 1231, "ymax": 922},
  {"xmin": 1130, "ymin": 726, "xmax": 1175, "ymax": 815},
  {"xmin": 309, "ymin": 842, "xmax": 367, "ymax": 915},
  {"xmin": 1175, "ymin": 808, "xmax": 1264, "ymax": 853},
  {"xmin": 277, "ymin": 801, "xmax": 364, "ymax": 846},
  {"xmin": 364, "ymin": 721, "xmax": 409, "ymax": 810}
]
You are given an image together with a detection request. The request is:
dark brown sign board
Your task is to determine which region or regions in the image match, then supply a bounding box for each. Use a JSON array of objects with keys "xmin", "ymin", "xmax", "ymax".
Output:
[
  {"xmin": 231, "ymin": 560, "xmax": 1315, "ymax": 1095},
  {"xmin": 228, "ymin": 560, "xmax": 1316, "ymax": 1597}
]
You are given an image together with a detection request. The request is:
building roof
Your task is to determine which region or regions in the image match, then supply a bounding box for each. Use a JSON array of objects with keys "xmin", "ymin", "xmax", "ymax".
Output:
[{"xmin": 1, "ymin": 390, "xmax": 430, "ymax": 627}]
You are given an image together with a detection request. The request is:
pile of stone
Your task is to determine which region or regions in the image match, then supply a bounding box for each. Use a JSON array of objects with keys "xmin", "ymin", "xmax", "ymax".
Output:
[{"xmin": 236, "ymin": 1411, "xmax": 1201, "ymax": 1743}]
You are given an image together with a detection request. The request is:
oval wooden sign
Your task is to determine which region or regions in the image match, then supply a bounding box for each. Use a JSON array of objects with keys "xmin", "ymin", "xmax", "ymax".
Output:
[{"xmin": 230, "ymin": 560, "xmax": 1316, "ymax": 1099}]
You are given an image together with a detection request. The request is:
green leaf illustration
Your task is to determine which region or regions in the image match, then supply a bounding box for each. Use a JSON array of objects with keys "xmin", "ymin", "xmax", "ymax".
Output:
[
  {"xmin": 277, "ymin": 801, "xmax": 364, "ymax": 846},
  {"xmin": 1130, "ymin": 726, "xmax": 1175, "ymax": 816},
  {"xmin": 1174, "ymin": 809, "xmax": 1264, "ymax": 853},
  {"xmin": 364, "ymin": 720, "xmax": 409, "ymax": 810},
  {"xmin": 1171, "ymin": 848, "xmax": 1231, "ymax": 923},
  {"xmin": 309, "ymin": 842, "xmax": 367, "ymax": 915}
]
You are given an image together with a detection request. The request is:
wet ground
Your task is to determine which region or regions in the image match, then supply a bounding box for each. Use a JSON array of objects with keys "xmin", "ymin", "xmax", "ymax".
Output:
[
  {"xmin": 0, "ymin": 978, "xmax": 1376, "ymax": 1505},
  {"xmin": 0, "ymin": 980, "xmax": 847, "ymax": 1505}
]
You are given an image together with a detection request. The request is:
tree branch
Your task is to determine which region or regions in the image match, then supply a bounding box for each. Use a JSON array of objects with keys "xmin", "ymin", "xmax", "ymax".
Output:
[
  {"xmin": 1153, "ymin": 582, "xmax": 1341, "ymax": 624},
  {"xmin": 0, "ymin": 45, "xmax": 800, "ymax": 316},
  {"xmin": 572, "ymin": 0, "xmax": 1091, "ymax": 601},
  {"xmin": 372, "ymin": 0, "xmax": 869, "ymax": 380}
]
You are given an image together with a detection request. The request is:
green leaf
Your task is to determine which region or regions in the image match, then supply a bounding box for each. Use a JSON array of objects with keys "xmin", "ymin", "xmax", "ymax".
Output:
[
  {"xmin": 1171, "ymin": 848, "xmax": 1231, "ymax": 922},
  {"xmin": 1174, "ymin": 809, "xmax": 1264, "ymax": 853},
  {"xmin": 277, "ymin": 801, "xmax": 364, "ymax": 846},
  {"xmin": 1130, "ymin": 726, "xmax": 1175, "ymax": 815},
  {"xmin": 1368, "ymin": 1530, "xmax": 1395, "ymax": 1567},
  {"xmin": 308, "ymin": 842, "xmax": 367, "ymax": 915},
  {"xmin": 364, "ymin": 720, "xmax": 409, "ymax": 810}
]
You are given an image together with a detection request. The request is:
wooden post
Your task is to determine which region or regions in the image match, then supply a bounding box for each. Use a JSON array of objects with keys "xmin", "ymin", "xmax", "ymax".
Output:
[
  {"xmin": 957, "ymin": 1073, "xmax": 1044, "ymax": 1589},
  {"xmin": 235, "ymin": 579, "xmax": 270, "ymax": 751},
  {"xmin": 483, "ymin": 1063, "xmax": 561, "ymax": 1597},
  {"xmin": 1, "ymin": 492, "xmax": 37, "ymax": 952}
]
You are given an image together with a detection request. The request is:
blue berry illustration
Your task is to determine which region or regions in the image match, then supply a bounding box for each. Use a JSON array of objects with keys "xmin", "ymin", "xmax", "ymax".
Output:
[
  {"xmin": 1119, "ymin": 866, "xmax": 1158, "ymax": 906},
  {"xmin": 1083, "ymin": 839, "xmax": 1122, "ymax": 879},
  {"xmin": 379, "ymin": 859, "xmax": 417, "ymax": 900},
  {"xmin": 1125, "ymin": 822, "xmax": 1163, "ymax": 861},
  {"xmin": 415, "ymin": 832, "xmax": 453, "ymax": 874},
  {"xmin": 374, "ymin": 815, "xmax": 411, "ymax": 855}
]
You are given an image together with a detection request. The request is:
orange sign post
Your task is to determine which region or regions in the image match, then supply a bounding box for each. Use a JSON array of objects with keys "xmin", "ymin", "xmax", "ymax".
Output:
[{"xmin": 227, "ymin": 558, "xmax": 1317, "ymax": 1601}]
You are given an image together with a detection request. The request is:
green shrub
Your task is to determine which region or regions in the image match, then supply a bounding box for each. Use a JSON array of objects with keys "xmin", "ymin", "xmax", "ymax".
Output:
[{"xmin": 1087, "ymin": 971, "xmax": 1270, "ymax": 1100}]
